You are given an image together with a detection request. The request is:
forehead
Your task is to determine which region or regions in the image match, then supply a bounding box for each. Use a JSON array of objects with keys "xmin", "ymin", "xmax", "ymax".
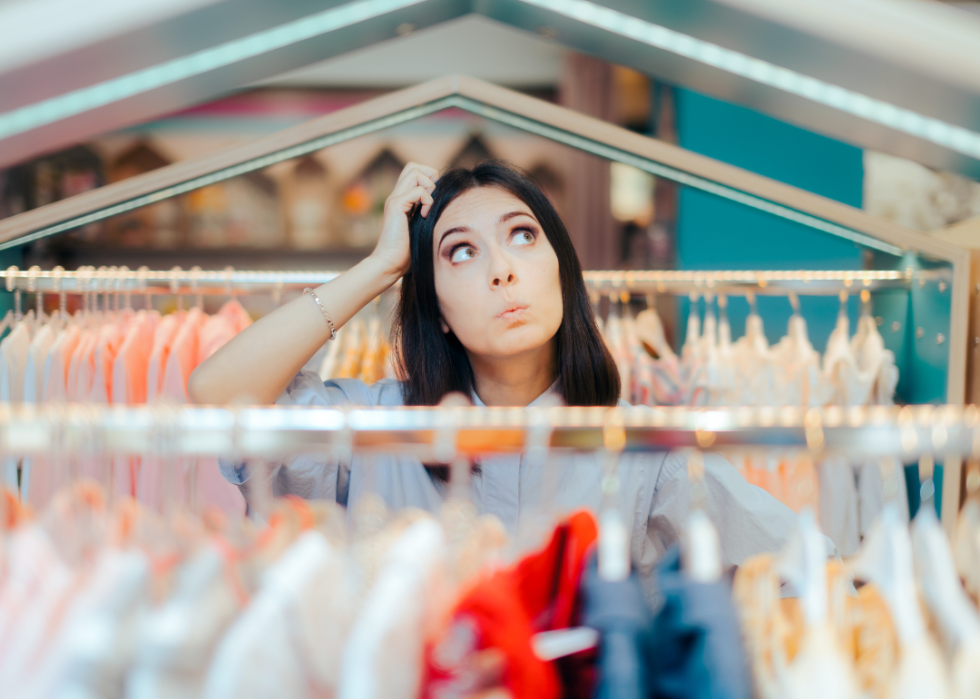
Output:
[{"xmin": 435, "ymin": 187, "xmax": 534, "ymax": 232}]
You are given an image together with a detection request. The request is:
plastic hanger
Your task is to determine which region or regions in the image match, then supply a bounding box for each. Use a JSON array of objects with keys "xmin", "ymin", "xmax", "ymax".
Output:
[
  {"xmin": 681, "ymin": 292, "xmax": 701, "ymax": 363},
  {"xmin": 598, "ymin": 409, "xmax": 629, "ymax": 582},
  {"xmin": 848, "ymin": 502, "xmax": 926, "ymax": 646},
  {"xmin": 717, "ymin": 295, "xmax": 732, "ymax": 352},
  {"xmin": 171, "ymin": 266, "xmax": 184, "ymax": 314},
  {"xmin": 682, "ymin": 449, "xmax": 721, "ymax": 582},
  {"xmin": 912, "ymin": 486, "xmax": 980, "ymax": 654},
  {"xmin": 634, "ymin": 292, "xmax": 674, "ymax": 359},
  {"xmin": 954, "ymin": 459, "xmax": 980, "ymax": 601},
  {"xmin": 742, "ymin": 291, "xmax": 769, "ymax": 355}
]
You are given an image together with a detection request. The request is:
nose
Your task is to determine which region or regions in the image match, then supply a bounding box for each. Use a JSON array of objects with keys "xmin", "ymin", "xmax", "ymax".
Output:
[{"xmin": 488, "ymin": 244, "xmax": 516, "ymax": 288}]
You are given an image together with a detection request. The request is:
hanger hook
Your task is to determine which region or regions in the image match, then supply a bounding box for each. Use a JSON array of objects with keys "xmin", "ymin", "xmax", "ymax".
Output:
[
  {"xmin": 27, "ymin": 265, "xmax": 42, "ymax": 319},
  {"xmin": 52, "ymin": 265, "xmax": 66, "ymax": 320},
  {"xmin": 224, "ymin": 266, "xmax": 235, "ymax": 298},
  {"xmin": 6, "ymin": 265, "xmax": 21, "ymax": 321},
  {"xmin": 170, "ymin": 266, "xmax": 183, "ymax": 312},
  {"xmin": 137, "ymin": 266, "xmax": 150, "ymax": 310},
  {"xmin": 117, "ymin": 266, "xmax": 131, "ymax": 310},
  {"xmin": 191, "ymin": 266, "xmax": 203, "ymax": 309}
]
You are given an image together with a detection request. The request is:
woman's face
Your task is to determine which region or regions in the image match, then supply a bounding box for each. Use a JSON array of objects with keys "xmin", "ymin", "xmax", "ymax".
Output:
[{"xmin": 432, "ymin": 186, "xmax": 563, "ymax": 361}]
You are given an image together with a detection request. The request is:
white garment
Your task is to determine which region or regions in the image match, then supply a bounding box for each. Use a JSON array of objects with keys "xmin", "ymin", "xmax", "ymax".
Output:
[
  {"xmin": 817, "ymin": 457, "xmax": 860, "ymax": 557},
  {"xmin": 204, "ymin": 531, "xmax": 350, "ymax": 699},
  {"xmin": 0, "ymin": 321, "xmax": 30, "ymax": 490},
  {"xmin": 338, "ymin": 518, "xmax": 446, "ymax": 699},
  {"xmin": 19, "ymin": 323, "xmax": 56, "ymax": 501},
  {"xmin": 0, "ymin": 321, "xmax": 31, "ymax": 403},
  {"xmin": 18, "ymin": 548, "xmax": 150, "ymax": 699},
  {"xmin": 23, "ymin": 323, "xmax": 55, "ymax": 404},
  {"xmin": 856, "ymin": 458, "xmax": 910, "ymax": 539},
  {"xmin": 127, "ymin": 546, "xmax": 242, "ymax": 699}
]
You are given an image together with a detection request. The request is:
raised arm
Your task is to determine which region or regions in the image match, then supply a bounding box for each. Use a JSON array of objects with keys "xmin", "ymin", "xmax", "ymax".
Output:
[{"xmin": 188, "ymin": 163, "xmax": 438, "ymax": 405}]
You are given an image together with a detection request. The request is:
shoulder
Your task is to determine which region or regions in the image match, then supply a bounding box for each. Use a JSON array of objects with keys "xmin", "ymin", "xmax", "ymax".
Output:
[
  {"xmin": 324, "ymin": 377, "xmax": 405, "ymax": 407},
  {"xmin": 278, "ymin": 370, "xmax": 406, "ymax": 407}
]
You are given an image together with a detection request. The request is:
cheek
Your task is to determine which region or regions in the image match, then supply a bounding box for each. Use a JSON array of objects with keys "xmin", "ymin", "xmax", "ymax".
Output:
[
  {"xmin": 434, "ymin": 267, "xmax": 485, "ymax": 338},
  {"xmin": 537, "ymin": 254, "xmax": 564, "ymax": 332}
]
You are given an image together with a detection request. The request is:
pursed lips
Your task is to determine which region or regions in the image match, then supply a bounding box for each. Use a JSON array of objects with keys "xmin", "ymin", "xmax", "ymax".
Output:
[{"xmin": 496, "ymin": 304, "xmax": 529, "ymax": 322}]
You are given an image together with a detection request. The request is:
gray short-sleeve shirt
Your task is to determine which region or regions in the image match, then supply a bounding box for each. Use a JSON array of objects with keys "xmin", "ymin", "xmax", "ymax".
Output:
[{"xmin": 221, "ymin": 371, "xmax": 802, "ymax": 584}]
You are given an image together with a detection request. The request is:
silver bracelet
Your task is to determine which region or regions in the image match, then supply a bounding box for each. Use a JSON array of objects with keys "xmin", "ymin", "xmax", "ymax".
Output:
[{"xmin": 304, "ymin": 287, "xmax": 337, "ymax": 341}]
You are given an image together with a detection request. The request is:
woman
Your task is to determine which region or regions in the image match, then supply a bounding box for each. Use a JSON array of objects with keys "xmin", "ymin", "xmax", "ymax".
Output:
[{"xmin": 190, "ymin": 160, "xmax": 798, "ymax": 583}]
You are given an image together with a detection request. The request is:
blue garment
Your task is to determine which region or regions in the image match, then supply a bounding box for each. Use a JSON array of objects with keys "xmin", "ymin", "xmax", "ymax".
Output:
[
  {"xmin": 646, "ymin": 546, "xmax": 751, "ymax": 699},
  {"xmin": 581, "ymin": 552, "xmax": 653, "ymax": 699}
]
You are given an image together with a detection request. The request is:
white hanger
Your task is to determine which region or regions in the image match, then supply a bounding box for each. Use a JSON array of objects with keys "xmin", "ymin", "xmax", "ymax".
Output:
[
  {"xmin": 635, "ymin": 292, "xmax": 673, "ymax": 359},
  {"xmin": 776, "ymin": 509, "xmax": 829, "ymax": 627},
  {"xmin": 912, "ymin": 455, "xmax": 980, "ymax": 653},
  {"xmin": 848, "ymin": 503, "xmax": 926, "ymax": 645},
  {"xmin": 682, "ymin": 449, "xmax": 721, "ymax": 583},
  {"xmin": 598, "ymin": 409, "xmax": 629, "ymax": 582}
]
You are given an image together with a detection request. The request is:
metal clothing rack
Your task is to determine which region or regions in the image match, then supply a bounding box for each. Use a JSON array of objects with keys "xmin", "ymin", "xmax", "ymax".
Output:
[
  {"xmin": 0, "ymin": 265, "xmax": 943, "ymax": 298},
  {"xmin": 3, "ymin": 402, "xmax": 978, "ymax": 463}
]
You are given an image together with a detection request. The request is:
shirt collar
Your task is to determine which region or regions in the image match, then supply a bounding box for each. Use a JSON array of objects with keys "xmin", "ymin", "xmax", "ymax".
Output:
[{"xmin": 470, "ymin": 380, "xmax": 563, "ymax": 408}]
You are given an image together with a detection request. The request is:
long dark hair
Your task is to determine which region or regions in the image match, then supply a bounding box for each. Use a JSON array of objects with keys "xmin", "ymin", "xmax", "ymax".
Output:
[{"xmin": 391, "ymin": 161, "xmax": 620, "ymax": 407}]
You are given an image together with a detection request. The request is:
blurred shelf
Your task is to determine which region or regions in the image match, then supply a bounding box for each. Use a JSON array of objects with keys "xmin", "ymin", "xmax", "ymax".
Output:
[{"xmin": 24, "ymin": 242, "xmax": 376, "ymax": 271}]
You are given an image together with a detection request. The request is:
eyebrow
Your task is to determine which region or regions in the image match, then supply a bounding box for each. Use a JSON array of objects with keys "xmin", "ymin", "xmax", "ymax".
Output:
[{"xmin": 437, "ymin": 211, "xmax": 535, "ymax": 249}]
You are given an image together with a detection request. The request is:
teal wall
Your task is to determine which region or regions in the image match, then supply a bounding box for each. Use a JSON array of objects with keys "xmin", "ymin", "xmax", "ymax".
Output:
[
  {"xmin": 673, "ymin": 88, "xmax": 943, "ymax": 516},
  {"xmin": 675, "ymin": 88, "xmax": 865, "ymax": 354}
]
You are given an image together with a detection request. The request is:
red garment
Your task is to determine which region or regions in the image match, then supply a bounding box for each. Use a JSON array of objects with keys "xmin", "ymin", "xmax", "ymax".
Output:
[{"xmin": 423, "ymin": 511, "xmax": 598, "ymax": 699}]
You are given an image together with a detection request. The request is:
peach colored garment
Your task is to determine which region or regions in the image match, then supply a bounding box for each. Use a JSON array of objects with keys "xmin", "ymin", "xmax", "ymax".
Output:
[
  {"xmin": 197, "ymin": 300, "xmax": 250, "ymax": 366},
  {"xmin": 161, "ymin": 307, "xmax": 205, "ymax": 403},
  {"xmin": 146, "ymin": 313, "xmax": 182, "ymax": 404},
  {"xmin": 111, "ymin": 310, "xmax": 156, "ymax": 406},
  {"xmin": 43, "ymin": 325, "xmax": 81, "ymax": 403},
  {"xmin": 109, "ymin": 311, "xmax": 159, "ymax": 499},
  {"xmin": 66, "ymin": 330, "xmax": 96, "ymax": 402},
  {"xmin": 90, "ymin": 321, "xmax": 124, "ymax": 404},
  {"xmin": 735, "ymin": 455, "xmax": 820, "ymax": 514},
  {"xmin": 142, "ymin": 307, "xmax": 245, "ymax": 517}
]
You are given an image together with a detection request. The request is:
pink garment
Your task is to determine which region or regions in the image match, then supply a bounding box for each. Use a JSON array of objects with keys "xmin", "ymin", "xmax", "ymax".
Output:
[
  {"xmin": 141, "ymin": 307, "xmax": 244, "ymax": 518},
  {"xmin": 161, "ymin": 307, "xmax": 205, "ymax": 403},
  {"xmin": 221, "ymin": 299, "xmax": 253, "ymax": 333},
  {"xmin": 111, "ymin": 310, "xmax": 158, "ymax": 406},
  {"xmin": 43, "ymin": 325, "xmax": 82, "ymax": 403},
  {"xmin": 66, "ymin": 331, "xmax": 95, "ymax": 403},
  {"xmin": 90, "ymin": 321, "xmax": 123, "ymax": 404},
  {"xmin": 197, "ymin": 316, "xmax": 236, "ymax": 366},
  {"xmin": 109, "ymin": 312, "xmax": 158, "ymax": 500},
  {"xmin": 196, "ymin": 300, "xmax": 252, "ymax": 366},
  {"xmin": 146, "ymin": 314, "xmax": 182, "ymax": 404}
]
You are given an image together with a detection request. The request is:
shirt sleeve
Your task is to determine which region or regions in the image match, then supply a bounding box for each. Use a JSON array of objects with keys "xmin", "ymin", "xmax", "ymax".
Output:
[
  {"xmin": 218, "ymin": 371, "xmax": 404, "ymax": 505},
  {"xmin": 642, "ymin": 451, "xmax": 804, "ymax": 571}
]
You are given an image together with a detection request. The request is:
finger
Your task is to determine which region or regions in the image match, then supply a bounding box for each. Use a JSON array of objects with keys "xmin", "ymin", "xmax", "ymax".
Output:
[
  {"xmin": 404, "ymin": 162, "xmax": 440, "ymax": 180},
  {"xmin": 391, "ymin": 168, "xmax": 438, "ymax": 198},
  {"xmin": 392, "ymin": 186, "xmax": 433, "ymax": 215}
]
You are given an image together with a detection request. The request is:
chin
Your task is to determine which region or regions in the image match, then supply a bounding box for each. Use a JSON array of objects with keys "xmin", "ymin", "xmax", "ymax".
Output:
[{"xmin": 485, "ymin": 326, "xmax": 556, "ymax": 357}]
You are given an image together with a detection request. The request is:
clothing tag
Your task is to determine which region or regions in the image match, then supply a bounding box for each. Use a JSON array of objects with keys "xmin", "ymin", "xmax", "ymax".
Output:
[{"xmin": 531, "ymin": 627, "xmax": 599, "ymax": 661}]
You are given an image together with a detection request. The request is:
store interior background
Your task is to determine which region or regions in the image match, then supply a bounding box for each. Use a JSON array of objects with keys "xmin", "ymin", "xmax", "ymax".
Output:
[{"xmin": 2, "ymin": 14, "xmax": 979, "ymax": 357}]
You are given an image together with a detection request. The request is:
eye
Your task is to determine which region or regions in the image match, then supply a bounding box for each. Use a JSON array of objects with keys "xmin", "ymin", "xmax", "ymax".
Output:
[
  {"xmin": 510, "ymin": 228, "xmax": 535, "ymax": 246},
  {"xmin": 450, "ymin": 244, "xmax": 476, "ymax": 263}
]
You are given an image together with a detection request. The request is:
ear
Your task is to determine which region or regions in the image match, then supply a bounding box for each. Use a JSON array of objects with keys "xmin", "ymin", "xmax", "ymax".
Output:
[{"xmin": 440, "ymin": 318, "xmax": 450, "ymax": 334}]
